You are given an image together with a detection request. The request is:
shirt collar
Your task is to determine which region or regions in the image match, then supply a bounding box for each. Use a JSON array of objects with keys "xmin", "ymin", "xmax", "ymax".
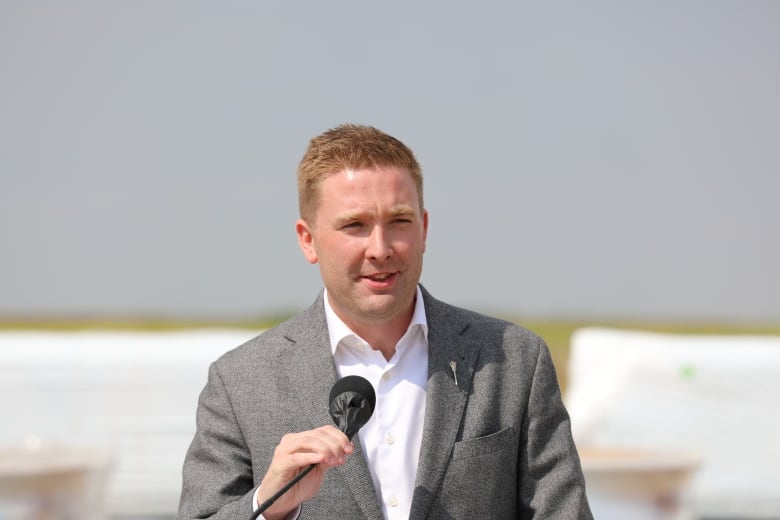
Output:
[{"xmin": 323, "ymin": 286, "xmax": 429, "ymax": 356}]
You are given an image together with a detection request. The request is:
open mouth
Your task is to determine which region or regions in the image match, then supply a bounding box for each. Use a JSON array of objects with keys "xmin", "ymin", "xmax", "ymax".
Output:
[{"xmin": 362, "ymin": 272, "xmax": 398, "ymax": 285}]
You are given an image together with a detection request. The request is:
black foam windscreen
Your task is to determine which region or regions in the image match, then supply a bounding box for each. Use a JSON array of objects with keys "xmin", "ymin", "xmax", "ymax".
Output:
[{"xmin": 328, "ymin": 375, "xmax": 376, "ymax": 440}]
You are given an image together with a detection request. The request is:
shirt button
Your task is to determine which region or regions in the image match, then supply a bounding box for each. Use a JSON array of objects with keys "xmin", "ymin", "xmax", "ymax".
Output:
[
  {"xmin": 388, "ymin": 495, "xmax": 399, "ymax": 507},
  {"xmin": 382, "ymin": 372, "xmax": 390, "ymax": 381},
  {"xmin": 385, "ymin": 433, "xmax": 395, "ymax": 445}
]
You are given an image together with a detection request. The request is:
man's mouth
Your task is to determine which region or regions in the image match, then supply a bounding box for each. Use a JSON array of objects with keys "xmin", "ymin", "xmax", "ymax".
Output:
[
  {"xmin": 362, "ymin": 272, "xmax": 397, "ymax": 284},
  {"xmin": 368, "ymin": 273, "xmax": 392, "ymax": 280}
]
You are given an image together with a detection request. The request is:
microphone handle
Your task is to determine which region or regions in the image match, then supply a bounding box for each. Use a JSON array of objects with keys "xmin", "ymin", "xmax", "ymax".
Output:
[{"xmin": 249, "ymin": 463, "xmax": 316, "ymax": 520}]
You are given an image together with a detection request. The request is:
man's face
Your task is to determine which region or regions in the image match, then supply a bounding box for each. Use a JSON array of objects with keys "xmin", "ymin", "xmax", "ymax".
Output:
[{"xmin": 296, "ymin": 166, "xmax": 428, "ymax": 333}]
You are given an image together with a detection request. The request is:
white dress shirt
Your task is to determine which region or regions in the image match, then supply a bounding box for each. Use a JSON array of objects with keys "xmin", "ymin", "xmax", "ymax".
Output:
[{"xmin": 326, "ymin": 287, "xmax": 429, "ymax": 520}]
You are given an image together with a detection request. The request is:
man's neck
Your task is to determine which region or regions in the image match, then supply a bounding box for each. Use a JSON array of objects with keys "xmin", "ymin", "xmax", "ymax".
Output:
[
  {"xmin": 345, "ymin": 311, "xmax": 413, "ymax": 361},
  {"xmin": 324, "ymin": 290, "xmax": 421, "ymax": 362}
]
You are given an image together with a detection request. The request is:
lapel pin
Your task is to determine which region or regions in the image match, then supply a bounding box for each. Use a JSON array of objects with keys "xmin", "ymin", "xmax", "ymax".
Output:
[{"xmin": 449, "ymin": 361, "xmax": 458, "ymax": 386}]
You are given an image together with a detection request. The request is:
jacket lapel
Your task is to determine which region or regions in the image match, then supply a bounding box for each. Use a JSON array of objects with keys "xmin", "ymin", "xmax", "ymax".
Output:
[
  {"xmin": 278, "ymin": 294, "xmax": 384, "ymax": 520},
  {"xmin": 410, "ymin": 288, "xmax": 482, "ymax": 520},
  {"xmin": 278, "ymin": 297, "xmax": 337, "ymax": 433}
]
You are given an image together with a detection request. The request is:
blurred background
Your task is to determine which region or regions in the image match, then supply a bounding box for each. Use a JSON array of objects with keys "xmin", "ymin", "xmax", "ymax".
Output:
[{"xmin": 1, "ymin": 1, "xmax": 778, "ymax": 519}]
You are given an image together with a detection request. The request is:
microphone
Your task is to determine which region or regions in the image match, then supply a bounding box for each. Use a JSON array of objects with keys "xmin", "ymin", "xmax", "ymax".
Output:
[
  {"xmin": 252, "ymin": 375, "xmax": 375, "ymax": 519},
  {"xmin": 329, "ymin": 375, "xmax": 376, "ymax": 440}
]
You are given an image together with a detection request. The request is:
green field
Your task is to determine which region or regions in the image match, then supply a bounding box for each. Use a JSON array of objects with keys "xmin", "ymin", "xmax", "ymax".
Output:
[{"xmin": 2, "ymin": 317, "xmax": 779, "ymax": 393}]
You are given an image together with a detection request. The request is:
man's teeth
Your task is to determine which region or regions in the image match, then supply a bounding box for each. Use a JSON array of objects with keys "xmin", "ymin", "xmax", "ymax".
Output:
[{"xmin": 370, "ymin": 274, "xmax": 391, "ymax": 280}]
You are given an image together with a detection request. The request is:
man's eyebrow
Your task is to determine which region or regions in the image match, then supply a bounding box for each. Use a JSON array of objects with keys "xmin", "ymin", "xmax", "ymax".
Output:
[
  {"xmin": 333, "ymin": 206, "xmax": 417, "ymax": 226},
  {"xmin": 334, "ymin": 211, "xmax": 365, "ymax": 225},
  {"xmin": 388, "ymin": 206, "xmax": 416, "ymax": 217}
]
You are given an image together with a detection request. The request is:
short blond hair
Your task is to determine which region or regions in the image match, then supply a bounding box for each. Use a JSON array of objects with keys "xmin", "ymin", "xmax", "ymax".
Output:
[{"xmin": 297, "ymin": 124, "xmax": 423, "ymax": 222}]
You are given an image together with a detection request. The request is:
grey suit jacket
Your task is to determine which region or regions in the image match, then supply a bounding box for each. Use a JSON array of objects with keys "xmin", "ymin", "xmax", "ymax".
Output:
[{"xmin": 177, "ymin": 287, "xmax": 592, "ymax": 519}]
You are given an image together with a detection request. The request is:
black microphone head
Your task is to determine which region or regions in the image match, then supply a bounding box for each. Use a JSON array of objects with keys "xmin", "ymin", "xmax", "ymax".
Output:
[{"xmin": 329, "ymin": 375, "xmax": 376, "ymax": 440}]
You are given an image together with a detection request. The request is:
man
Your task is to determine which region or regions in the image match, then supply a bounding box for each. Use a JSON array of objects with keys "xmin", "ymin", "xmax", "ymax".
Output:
[{"xmin": 178, "ymin": 124, "xmax": 592, "ymax": 519}]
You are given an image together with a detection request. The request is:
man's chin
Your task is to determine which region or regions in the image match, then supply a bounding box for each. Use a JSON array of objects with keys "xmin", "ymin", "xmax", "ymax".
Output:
[{"xmin": 355, "ymin": 294, "xmax": 409, "ymax": 320}]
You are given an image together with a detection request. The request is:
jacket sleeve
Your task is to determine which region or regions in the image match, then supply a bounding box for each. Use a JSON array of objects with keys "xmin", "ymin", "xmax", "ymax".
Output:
[
  {"xmin": 519, "ymin": 338, "xmax": 593, "ymax": 519},
  {"xmin": 177, "ymin": 361, "xmax": 257, "ymax": 520}
]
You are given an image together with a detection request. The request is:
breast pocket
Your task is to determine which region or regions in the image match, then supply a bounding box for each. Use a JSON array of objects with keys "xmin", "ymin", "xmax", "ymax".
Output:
[
  {"xmin": 452, "ymin": 426, "xmax": 516, "ymax": 460},
  {"xmin": 439, "ymin": 427, "xmax": 519, "ymax": 518}
]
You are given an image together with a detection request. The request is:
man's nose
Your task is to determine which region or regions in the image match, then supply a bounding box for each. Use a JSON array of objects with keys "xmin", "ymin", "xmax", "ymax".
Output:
[{"xmin": 366, "ymin": 226, "xmax": 393, "ymax": 260}]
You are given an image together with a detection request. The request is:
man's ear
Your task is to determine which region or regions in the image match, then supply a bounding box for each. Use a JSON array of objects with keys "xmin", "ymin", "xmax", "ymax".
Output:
[
  {"xmin": 422, "ymin": 209, "xmax": 429, "ymax": 253},
  {"xmin": 296, "ymin": 219, "xmax": 318, "ymax": 264}
]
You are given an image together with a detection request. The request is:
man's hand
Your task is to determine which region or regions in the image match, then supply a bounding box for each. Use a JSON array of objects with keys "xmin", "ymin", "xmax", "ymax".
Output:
[{"xmin": 257, "ymin": 425, "xmax": 353, "ymax": 520}]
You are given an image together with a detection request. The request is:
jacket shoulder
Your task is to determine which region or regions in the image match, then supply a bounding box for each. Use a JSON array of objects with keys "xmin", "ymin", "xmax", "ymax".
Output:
[
  {"xmin": 213, "ymin": 295, "xmax": 325, "ymax": 371},
  {"xmin": 422, "ymin": 287, "xmax": 545, "ymax": 352}
]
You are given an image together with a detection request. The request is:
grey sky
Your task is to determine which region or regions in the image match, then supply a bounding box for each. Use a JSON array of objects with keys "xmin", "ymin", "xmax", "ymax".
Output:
[{"xmin": 1, "ymin": 1, "xmax": 778, "ymax": 322}]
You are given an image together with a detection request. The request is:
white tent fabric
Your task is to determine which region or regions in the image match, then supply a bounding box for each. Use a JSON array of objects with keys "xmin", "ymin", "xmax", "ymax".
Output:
[
  {"xmin": 0, "ymin": 329, "xmax": 262, "ymax": 518},
  {"xmin": 565, "ymin": 327, "xmax": 780, "ymax": 519}
]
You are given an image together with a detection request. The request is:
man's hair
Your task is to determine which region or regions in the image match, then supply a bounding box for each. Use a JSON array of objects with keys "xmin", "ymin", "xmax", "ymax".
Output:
[{"xmin": 297, "ymin": 124, "xmax": 423, "ymax": 222}]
